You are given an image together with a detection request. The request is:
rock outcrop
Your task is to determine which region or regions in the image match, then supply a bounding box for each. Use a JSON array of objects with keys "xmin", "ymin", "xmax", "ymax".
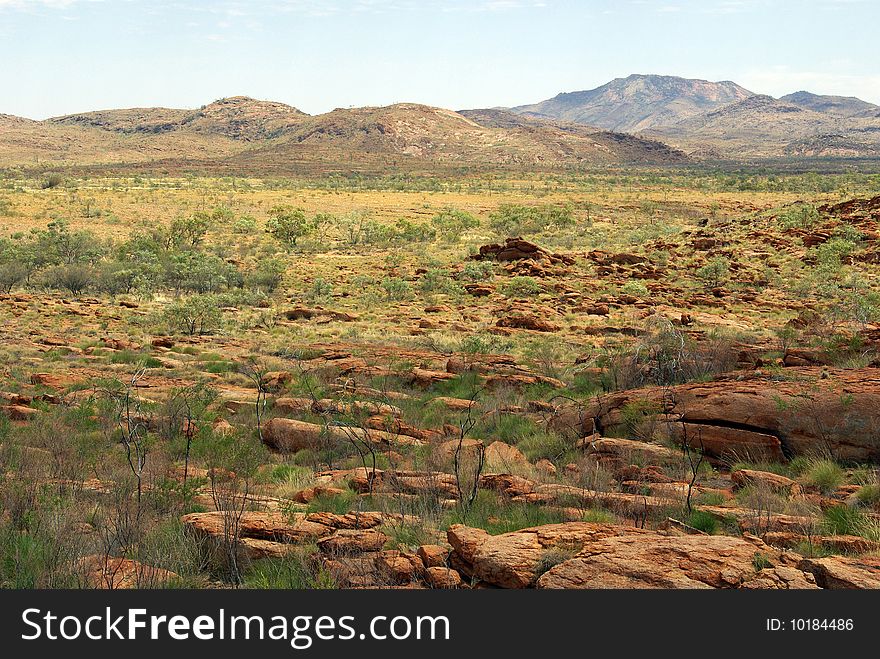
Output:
[
  {"xmin": 447, "ymin": 522, "xmax": 820, "ymax": 589},
  {"xmin": 550, "ymin": 367, "xmax": 880, "ymax": 461}
]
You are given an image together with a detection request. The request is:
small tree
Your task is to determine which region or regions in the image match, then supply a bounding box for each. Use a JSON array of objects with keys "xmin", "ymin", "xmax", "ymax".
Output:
[
  {"xmin": 236, "ymin": 356, "xmax": 271, "ymax": 444},
  {"xmin": 696, "ymin": 256, "xmax": 730, "ymax": 289},
  {"xmin": 204, "ymin": 429, "xmax": 267, "ymax": 585},
  {"xmin": 163, "ymin": 296, "xmax": 222, "ymax": 335},
  {"xmin": 266, "ymin": 206, "xmax": 313, "ymax": 248},
  {"xmin": 431, "ymin": 207, "xmax": 479, "ymax": 241}
]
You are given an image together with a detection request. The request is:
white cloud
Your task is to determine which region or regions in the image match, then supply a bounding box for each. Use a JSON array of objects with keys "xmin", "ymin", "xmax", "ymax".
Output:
[{"xmin": 0, "ymin": 0, "xmax": 79, "ymax": 7}]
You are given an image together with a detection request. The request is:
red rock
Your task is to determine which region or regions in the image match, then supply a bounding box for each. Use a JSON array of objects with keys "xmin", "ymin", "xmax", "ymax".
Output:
[
  {"xmin": 732, "ymin": 469, "xmax": 802, "ymax": 496},
  {"xmin": 425, "ymin": 566, "xmax": 463, "ymax": 588},
  {"xmin": 798, "ymin": 556, "xmax": 880, "ymax": 589},
  {"xmin": 317, "ymin": 529, "xmax": 388, "ymax": 554},
  {"xmin": 417, "ymin": 544, "xmax": 450, "ymax": 568},
  {"xmin": 79, "ymin": 555, "xmax": 179, "ymax": 589},
  {"xmin": 551, "ymin": 367, "xmax": 880, "ymax": 462},
  {"xmin": 0, "ymin": 404, "xmax": 39, "ymax": 420},
  {"xmin": 496, "ymin": 313, "xmax": 559, "ymax": 333},
  {"xmin": 30, "ymin": 372, "xmax": 79, "ymax": 389}
]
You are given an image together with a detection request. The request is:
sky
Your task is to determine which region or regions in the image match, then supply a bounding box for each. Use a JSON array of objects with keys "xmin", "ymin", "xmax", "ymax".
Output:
[{"xmin": 1, "ymin": 0, "xmax": 878, "ymax": 119}]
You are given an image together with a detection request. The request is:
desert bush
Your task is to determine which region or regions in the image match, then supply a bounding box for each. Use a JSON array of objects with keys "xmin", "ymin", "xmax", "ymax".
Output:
[
  {"xmin": 169, "ymin": 212, "xmax": 213, "ymax": 248},
  {"xmin": 419, "ymin": 268, "xmax": 460, "ymax": 295},
  {"xmin": 380, "ymin": 277, "xmax": 412, "ymax": 301},
  {"xmin": 778, "ymin": 204, "xmax": 820, "ymax": 229},
  {"xmin": 696, "ymin": 256, "xmax": 730, "ymax": 289},
  {"xmin": 42, "ymin": 263, "xmax": 95, "ymax": 295},
  {"xmin": 32, "ymin": 220, "xmax": 104, "ymax": 265},
  {"xmin": 164, "ymin": 251, "xmax": 241, "ymax": 294},
  {"xmin": 500, "ymin": 276, "xmax": 542, "ymax": 297},
  {"xmin": 244, "ymin": 258, "xmax": 286, "ymax": 293},
  {"xmin": 266, "ymin": 206, "xmax": 313, "ymax": 248},
  {"xmin": 488, "ymin": 203, "xmax": 574, "ymax": 236},
  {"xmin": 163, "ymin": 296, "xmax": 223, "ymax": 336},
  {"xmin": 621, "ymin": 280, "xmax": 649, "ymax": 298},
  {"xmin": 601, "ymin": 319, "xmax": 738, "ymax": 390},
  {"xmin": 306, "ymin": 277, "xmax": 333, "ymax": 303},
  {"xmin": 458, "ymin": 261, "xmax": 496, "ymax": 282},
  {"xmin": 0, "ymin": 261, "xmax": 27, "ymax": 293},
  {"xmin": 395, "ymin": 218, "xmax": 436, "ymax": 243},
  {"xmin": 802, "ymin": 459, "xmax": 845, "ymax": 494},
  {"xmin": 231, "ymin": 215, "xmax": 258, "ymax": 234},
  {"xmin": 39, "ymin": 173, "xmax": 65, "ymax": 189},
  {"xmin": 431, "ymin": 207, "xmax": 479, "ymax": 241},
  {"xmin": 461, "ymin": 333, "xmax": 512, "ymax": 354}
]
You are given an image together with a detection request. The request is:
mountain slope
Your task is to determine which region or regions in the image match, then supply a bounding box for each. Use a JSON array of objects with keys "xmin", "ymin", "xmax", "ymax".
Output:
[
  {"xmin": 780, "ymin": 91, "xmax": 880, "ymax": 118},
  {"xmin": 230, "ymin": 104, "xmax": 686, "ymax": 171},
  {"xmin": 511, "ymin": 74, "xmax": 754, "ymax": 132},
  {"xmin": 649, "ymin": 94, "xmax": 880, "ymax": 158},
  {"xmin": 49, "ymin": 96, "xmax": 309, "ymax": 141},
  {"xmin": 0, "ymin": 100, "xmax": 686, "ymax": 171}
]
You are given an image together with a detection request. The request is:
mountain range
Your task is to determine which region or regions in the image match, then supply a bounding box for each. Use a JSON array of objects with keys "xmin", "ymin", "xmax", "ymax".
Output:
[
  {"xmin": 2, "ymin": 74, "xmax": 880, "ymax": 173},
  {"xmin": 509, "ymin": 74, "xmax": 880, "ymax": 159}
]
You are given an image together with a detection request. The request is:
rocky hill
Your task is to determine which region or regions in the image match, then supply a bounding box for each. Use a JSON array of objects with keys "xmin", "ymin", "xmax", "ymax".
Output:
[
  {"xmin": 0, "ymin": 99, "xmax": 687, "ymax": 172},
  {"xmin": 49, "ymin": 96, "xmax": 309, "ymax": 141},
  {"xmin": 511, "ymin": 74, "xmax": 754, "ymax": 132},
  {"xmin": 781, "ymin": 91, "xmax": 880, "ymax": 118},
  {"xmin": 649, "ymin": 94, "xmax": 880, "ymax": 159},
  {"xmin": 233, "ymin": 105, "xmax": 686, "ymax": 169}
]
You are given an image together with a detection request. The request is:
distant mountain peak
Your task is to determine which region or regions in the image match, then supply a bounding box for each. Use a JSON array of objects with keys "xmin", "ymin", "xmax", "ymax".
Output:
[
  {"xmin": 510, "ymin": 74, "xmax": 754, "ymax": 132},
  {"xmin": 780, "ymin": 91, "xmax": 879, "ymax": 118}
]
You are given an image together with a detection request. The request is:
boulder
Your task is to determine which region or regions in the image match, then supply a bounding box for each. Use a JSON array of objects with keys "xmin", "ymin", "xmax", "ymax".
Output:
[
  {"xmin": 550, "ymin": 367, "xmax": 880, "ymax": 462},
  {"xmin": 731, "ymin": 469, "xmax": 803, "ymax": 496},
  {"xmin": 485, "ymin": 441, "xmax": 530, "ymax": 470},
  {"xmin": 425, "ymin": 566, "xmax": 463, "ymax": 588},
  {"xmin": 447, "ymin": 522, "xmax": 639, "ymax": 588},
  {"xmin": 317, "ymin": 529, "xmax": 388, "ymax": 554},
  {"xmin": 798, "ymin": 556, "xmax": 880, "ymax": 589},
  {"xmin": 262, "ymin": 417, "xmax": 423, "ymax": 452},
  {"xmin": 79, "ymin": 555, "xmax": 179, "ymax": 589},
  {"xmin": 535, "ymin": 534, "xmax": 817, "ymax": 589},
  {"xmin": 0, "ymin": 404, "xmax": 40, "ymax": 421},
  {"xmin": 417, "ymin": 544, "xmax": 450, "ymax": 568},
  {"xmin": 496, "ymin": 313, "xmax": 559, "ymax": 333}
]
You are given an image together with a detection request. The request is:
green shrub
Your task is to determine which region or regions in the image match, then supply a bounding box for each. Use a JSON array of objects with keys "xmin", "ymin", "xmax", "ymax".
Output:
[
  {"xmin": 686, "ymin": 510, "xmax": 719, "ymax": 534},
  {"xmin": 232, "ymin": 215, "xmax": 258, "ymax": 234},
  {"xmin": 380, "ymin": 277, "xmax": 412, "ymax": 301},
  {"xmin": 245, "ymin": 258, "xmax": 286, "ymax": 293},
  {"xmin": 431, "ymin": 208, "xmax": 479, "ymax": 241},
  {"xmin": 163, "ymin": 296, "xmax": 223, "ymax": 336},
  {"xmin": 822, "ymin": 506, "xmax": 868, "ymax": 537},
  {"xmin": 419, "ymin": 268, "xmax": 461, "ymax": 295},
  {"xmin": 696, "ymin": 257, "xmax": 730, "ymax": 289},
  {"xmin": 266, "ymin": 206, "xmax": 313, "ymax": 248},
  {"xmin": 42, "ymin": 264, "xmax": 94, "ymax": 295},
  {"xmin": 854, "ymin": 484, "xmax": 880, "ymax": 506},
  {"xmin": 459, "ymin": 261, "xmax": 496, "ymax": 282},
  {"xmin": 621, "ymin": 280, "xmax": 649, "ymax": 298},
  {"xmin": 39, "ymin": 173, "xmax": 65, "ymax": 189},
  {"xmin": 752, "ymin": 552, "xmax": 772, "ymax": 571},
  {"xmin": 500, "ymin": 276, "xmax": 542, "ymax": 297},
  {"xmin": 243, "ymin": 550, "xmax": 335, "ymax": 589},
  {"xmin": 803, "ymin": 459, "xmax": 845, "ymax": 494},
  {"xmin": 778, "ymin": 204, "xmax": 820, "ymax": 229},
  {"xmin": 488, "ymin": 203, "xmax": 574, "ymax": 236}
]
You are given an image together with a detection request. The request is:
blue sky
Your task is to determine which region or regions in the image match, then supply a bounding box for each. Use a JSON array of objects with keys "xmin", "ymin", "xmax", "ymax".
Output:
[{"xmin": 1, "ymin": 0, "xmax": 878, "ymax": 119}]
